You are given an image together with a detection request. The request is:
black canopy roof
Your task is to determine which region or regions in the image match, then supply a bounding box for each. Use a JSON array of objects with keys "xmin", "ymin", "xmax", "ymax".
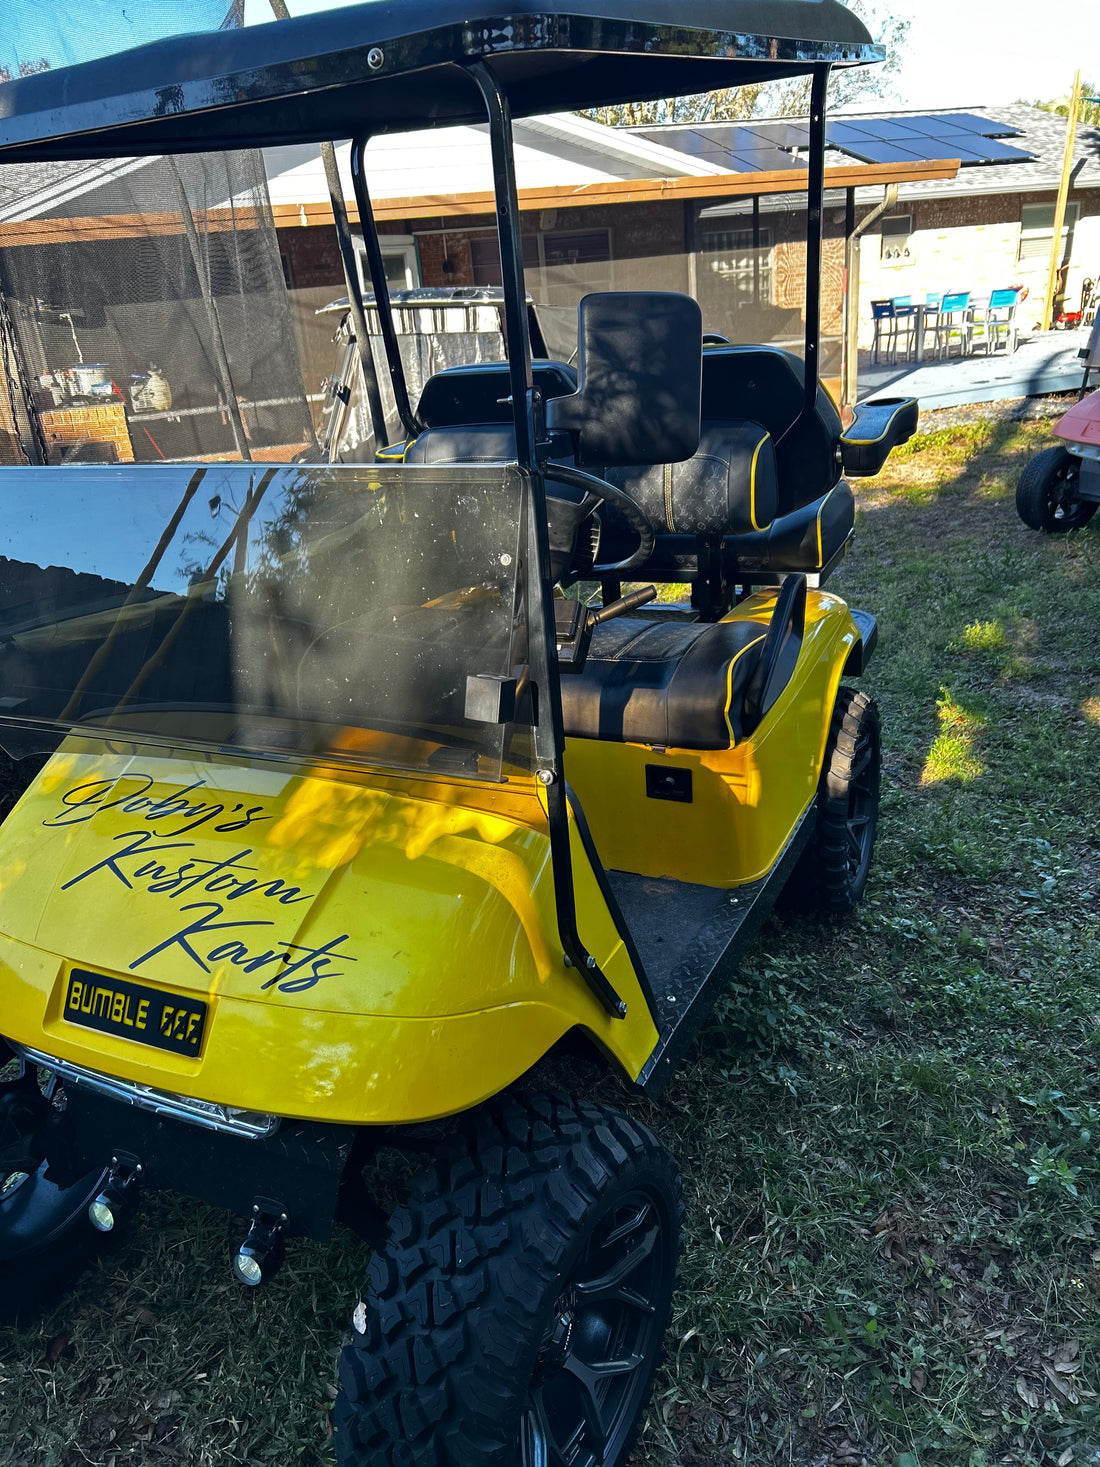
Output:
[{"xmin": 0, "ymin": 1, "xmax": 880, "ymax": 163}]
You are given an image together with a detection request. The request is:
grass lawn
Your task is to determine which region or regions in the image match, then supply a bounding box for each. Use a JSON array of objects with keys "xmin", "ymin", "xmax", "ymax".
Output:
[{"xmin": 3, "ymin": 409, "xmax": 1100, "ymax": 1466}]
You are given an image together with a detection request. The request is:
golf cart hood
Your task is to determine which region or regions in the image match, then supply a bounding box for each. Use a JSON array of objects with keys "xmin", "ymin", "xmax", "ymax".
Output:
[
  {"xmin": 0, "ymin": 737, "xmax": 658, "ymax": 1125},
  {"xmin": 0, "ymin": 744, "xmax": 548, "ymax": 1016}
]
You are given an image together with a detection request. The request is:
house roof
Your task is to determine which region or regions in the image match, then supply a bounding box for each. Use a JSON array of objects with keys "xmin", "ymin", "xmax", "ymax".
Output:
[
  {"xmin": 649, "ymin": 103, "xmax": 1100, "ymax": 212},
  {"xmin": 262, "ymin": 113, "xmax": 728, "ymax": 219},
  {"xmin": 0, "ymin": 106, "xmax": 960, "ymax": 247},
  {"xmin": 844, "ymin": 104, "xmax": 1100, "ymax": 203}
]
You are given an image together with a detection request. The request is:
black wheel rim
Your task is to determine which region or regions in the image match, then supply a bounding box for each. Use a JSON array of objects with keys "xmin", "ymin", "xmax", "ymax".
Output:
[
  {"xmin": 845, "ymin": 721, "xmax": 879, "ymax": 888},
  {"xmin": 1050, "ymin": 462, "xmax": 1089, "ymax": 526},
  {"xmin": 520, "ymin": 1188, "xmax": 674, "ymax": 1467}
]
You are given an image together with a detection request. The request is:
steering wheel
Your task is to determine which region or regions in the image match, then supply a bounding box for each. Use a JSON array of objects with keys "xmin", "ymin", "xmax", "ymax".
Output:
[{"xmin": 546, "ymin": 463, "xmax": 656, "ymax": 575}]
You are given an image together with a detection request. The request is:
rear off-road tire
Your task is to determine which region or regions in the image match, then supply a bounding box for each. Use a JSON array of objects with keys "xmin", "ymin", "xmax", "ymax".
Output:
[
  {"xmin": 1016, "ymin": 445, "xmax": 1098, "ymax": 533},
  {"xmin": 335, "ymin": 1092, "xmax": 682, "ymax": 1467},
  {"xmin": 788, "ymin": 686, "xmax": 880, "ymax": 914}
]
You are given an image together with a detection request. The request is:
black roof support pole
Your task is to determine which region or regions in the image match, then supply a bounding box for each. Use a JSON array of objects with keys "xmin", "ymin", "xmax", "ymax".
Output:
[
  {"xmin": 467, "ymin": 63, "xmax": 536, "ymax": 471},
  {"xmin": 350, "ymin": 138, "xmax": 422, "ymax": 442},
  {"xmin": 319, "ymin": 144, "xmax": 389, "ymax": 449},
  {"xmin": 468, "ymin": 58, "xmax": 627, "ymax": 1022},
  {"xmin": 802, "ymin": 63, "xmax": 831, "ymax": 419}
]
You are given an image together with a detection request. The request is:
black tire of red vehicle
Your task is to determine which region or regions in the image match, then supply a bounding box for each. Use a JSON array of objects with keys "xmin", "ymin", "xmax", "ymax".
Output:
[
  {"xmin": 789, "ymin": 687, "xmax": 881, "ymax": 914},
  {"xmin": 1016, "ymin": 446, "xmax": 1098, "ymax": 533},
  {"xmin": 335, "ymin": 1093, "xmax": 682, "ymax": 1467}
]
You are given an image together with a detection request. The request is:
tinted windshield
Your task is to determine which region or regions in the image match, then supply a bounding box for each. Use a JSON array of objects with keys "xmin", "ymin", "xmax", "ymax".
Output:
[{"xmin": 0, "ymin": 463, "xmax": 527, "ymax": 780}]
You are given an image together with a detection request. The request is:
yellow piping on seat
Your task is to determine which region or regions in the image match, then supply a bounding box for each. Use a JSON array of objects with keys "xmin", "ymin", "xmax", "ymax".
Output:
[
  {"xmin": 749, "ymin": 433, "xmax": 767, "ymax": 531},
  {"xmin": 723, "ymin": 633, "xmax": 767, "ymax": 745}
]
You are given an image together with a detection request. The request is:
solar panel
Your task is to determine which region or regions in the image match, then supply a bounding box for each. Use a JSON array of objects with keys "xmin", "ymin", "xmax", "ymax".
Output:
[
  {"xmin": 841, "ymin": 118, "xmax": 928, "ymax": 140},
  {"xmin": 638, "ymin": 111, "xmax": 1034, "ymax": 175},
  {"xmin": 925, "ymin": 112, "xmax": 1023, "ymax": 137},
  {"xmin": 827, "ymin": 122, "xmax": 885, "ymax": 143},
  {"xmin": 729, "ymin": 148, "xmax": 802, "ymax": 171},
  {"xmin": 736, "ymin": 121, "xmax": 809, "ymax": 148},
  {"xmin": 930, "ymin": 133, "xmax": 1035, "ymax": 163},
  {"xmin": 833, "ymin": 140, "xmax": 930, "ymax": 165}
]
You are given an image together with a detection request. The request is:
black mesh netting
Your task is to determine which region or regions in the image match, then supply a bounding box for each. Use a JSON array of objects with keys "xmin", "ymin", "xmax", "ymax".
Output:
[{"xmin": 0, "ymin": 149, "xmax": 315, "ymax": 464}]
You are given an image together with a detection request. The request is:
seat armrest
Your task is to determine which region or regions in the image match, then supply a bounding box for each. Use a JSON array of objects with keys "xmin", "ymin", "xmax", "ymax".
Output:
[{"xmin": 840, "ymin": 397, "xmax": 919, "ymax": 476}]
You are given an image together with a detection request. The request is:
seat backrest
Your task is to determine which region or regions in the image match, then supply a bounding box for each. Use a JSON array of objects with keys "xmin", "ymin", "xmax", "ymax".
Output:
[
  {"xmin": 941, "ymin": 291, "xmax": 970, "ymax": 313},
  {"xmin": 871, "ymin": 300, "xmax": 896, "ymax": 319},
  {"xmin": 416, "ymin": 361, "xmax": 577, "ymax": 429},
  {"xmin": 605, "ymin": 421, "xmax": 777, "ymax": 538},
  {"xmin": 989, "ymin": 288, "xmax": 1018, "ymax": 310},
  {"xmin": 699, "ymin": 345, "xmax": 843, "ymax": 516}
]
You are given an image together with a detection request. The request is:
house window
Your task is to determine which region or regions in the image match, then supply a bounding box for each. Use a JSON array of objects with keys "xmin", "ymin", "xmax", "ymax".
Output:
[
  {"xmin": 539, "ymin": 230, "xmax": 612, "ymax": 304},
  {"xmin": 470, "ymin": 233, "xmax": 541, "ymax": 286},
  {"xmin": 700, "ymin": 227, "xmax": 774, "ymax": 304},
  {"xmin": 880, "ymin": 214, "xmax": 913, "ymax": 262},
  {"xmin": 1019, "ymin": 203, "xmax": 1080, "ymax": 263},
  {"xmin": 541, "ymin": 230, "xmax": 610, "ymax": 271},
  {"xmin": 353, "ymin": 233, "xmax": 421, "ymax": 290},
  {"xmin": 472, "ymin": 230, "xmax": 612, "ymax": 304}
]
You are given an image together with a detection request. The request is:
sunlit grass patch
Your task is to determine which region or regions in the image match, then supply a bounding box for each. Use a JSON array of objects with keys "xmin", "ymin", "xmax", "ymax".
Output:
[
  {"xmin": 1084, "ymin": 697, "xmax": 1100, "ymax": 726},
  {"xmin": 921, "ymin": 690, "xmax": 987, "ymax": 785},
  {"xmin": 958, "ymin": 619, "xmax": 1007, "ymax": 654}
]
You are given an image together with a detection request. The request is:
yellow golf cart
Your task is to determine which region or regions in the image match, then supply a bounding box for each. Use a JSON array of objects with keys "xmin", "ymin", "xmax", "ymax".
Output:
[{"xmin": 0, "ymin": 4, "xmax": 916, "ymax": 1463}]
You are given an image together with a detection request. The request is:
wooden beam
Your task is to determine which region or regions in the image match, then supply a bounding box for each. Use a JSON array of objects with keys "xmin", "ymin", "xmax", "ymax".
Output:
[
  {"xmin": 289, "ymin": 158, "xmax": 961, "ymax": 224},
  {"xmin": 0, "ymin": 207, "xmax": 268, "ymax": 248},
  {"xmin": 0, "ymin": 159, "xmax": 960, "ymax": 246}
]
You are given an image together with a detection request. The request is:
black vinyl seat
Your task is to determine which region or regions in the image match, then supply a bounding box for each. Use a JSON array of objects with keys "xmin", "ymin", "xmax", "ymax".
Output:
[
  {"xmin": 723, "ymin": 480, "xmax": 854, "ymax": 575},
  {"xmin": 606, "ymin": 420, "xmax": 777, "ymax": 538},
  {"xmin": 599, "ymin": 414, "xmax": 853, "ymax": 584},
  {"xmin": 417, "ymin": 360, "xmax": 578, "ymax": 429},
  {"xmin": 560, "ymin": 615, "xmax": 766, "ymax": 749},
  {"xmin": 701, "ymin": 344, "xmax": 844, "ymax": 516}
]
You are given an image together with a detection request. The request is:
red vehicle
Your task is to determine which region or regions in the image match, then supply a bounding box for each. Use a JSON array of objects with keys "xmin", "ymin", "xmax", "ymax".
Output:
[{"xmin": 1017, "ymin": 317, "xmax": 1100, "ymax": 531}]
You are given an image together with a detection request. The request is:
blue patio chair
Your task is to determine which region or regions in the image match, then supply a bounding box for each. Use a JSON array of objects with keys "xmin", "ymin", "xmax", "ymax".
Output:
[
  {"xmin": 971, "ymin": 288, "xmax": 1020, "ymax": 355},
  {"xmin": 934, "ymin": 291, "xmax": 972, "ymax": 358},
  {"xmin": 914, "ymin": 293, "xmax": 942, "ymax": 359},
  {"xmin": 991, "ymin": 287, "xmax": 1026, "ymax": 353},
  {"xmin": 892, "ymin": 296, "xmax": 918, "ymax": 361},
  {"xmin": 870, "ymin": 299, "xmax": 897, "ymax": 364}
]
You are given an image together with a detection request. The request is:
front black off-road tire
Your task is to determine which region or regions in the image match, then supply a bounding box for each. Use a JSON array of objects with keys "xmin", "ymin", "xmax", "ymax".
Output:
[
  {"xmin": 788, "ymin": 686, "xmax": 880, "ymax": 914},
  {"xmin": 1016, "ymin": 445, "xmax": 1098, "ymax": 533},
  {"xmin": 0, "ymin": 1054, "xmax": 110, "ymax": 1319},
  {"xmin": 335, "ymin": 1093, "xmax": 682, "ymax": 1467}
]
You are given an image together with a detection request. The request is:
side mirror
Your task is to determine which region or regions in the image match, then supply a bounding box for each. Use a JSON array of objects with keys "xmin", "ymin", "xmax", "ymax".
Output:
[{"xmin": 547, "ymin": 293, "xmax": 702, "ymax": 467}]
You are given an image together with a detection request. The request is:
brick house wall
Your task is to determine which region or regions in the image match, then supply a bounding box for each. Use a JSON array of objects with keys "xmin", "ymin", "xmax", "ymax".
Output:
[{"xmin": 857, "ymin": 188, "xmax": 1100, "ymax": 345}]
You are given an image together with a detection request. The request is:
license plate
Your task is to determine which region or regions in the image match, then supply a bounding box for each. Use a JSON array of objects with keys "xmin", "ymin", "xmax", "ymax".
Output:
[{"xmin": 63, "ymin": 969, "xmax": 207, "ymax": 1057}]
